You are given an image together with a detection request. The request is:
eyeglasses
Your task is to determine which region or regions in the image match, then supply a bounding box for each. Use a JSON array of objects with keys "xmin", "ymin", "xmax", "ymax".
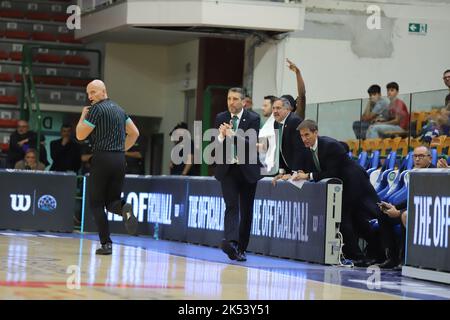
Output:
[{"xmin": 413, "ymin": 154, "xmax": 430, "ymax": 159}]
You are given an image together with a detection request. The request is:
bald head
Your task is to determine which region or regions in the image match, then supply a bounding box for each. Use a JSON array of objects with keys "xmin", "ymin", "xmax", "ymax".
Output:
[
  {"xmin": 413, "ymin": 146, "xmax": 432, "ymax": 169},
  {"xmin": 86, "ymin": 79, "xmax": 108, "ymax": 105},
  {"xmin": 17, "ymin": 120, "xmax": 29, "ymax": 135}
]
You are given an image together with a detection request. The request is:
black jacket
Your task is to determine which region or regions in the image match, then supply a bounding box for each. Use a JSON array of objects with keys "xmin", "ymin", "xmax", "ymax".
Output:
[
  {"xmin": 213, "ymin": 109, "xmax": 261, "ymax": 183},
  {"xmin": 274, "ymin": 112, "xmax": 310, "ymax": 172}
]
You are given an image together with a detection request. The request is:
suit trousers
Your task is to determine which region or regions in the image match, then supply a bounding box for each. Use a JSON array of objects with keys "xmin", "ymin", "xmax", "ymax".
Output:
[{"xmin": 220, "ymin": 164, "xmax": 257, "ymax": 251}]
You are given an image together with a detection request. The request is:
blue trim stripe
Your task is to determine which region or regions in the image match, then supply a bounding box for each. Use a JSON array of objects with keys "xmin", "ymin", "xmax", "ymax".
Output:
[
  {"xmin": 83, "ymin": 119, "xmax": 95, "ymax": 128},
  {"xmin": 81, "ymin": 176, "xmax": 86, "ymax": 233}
]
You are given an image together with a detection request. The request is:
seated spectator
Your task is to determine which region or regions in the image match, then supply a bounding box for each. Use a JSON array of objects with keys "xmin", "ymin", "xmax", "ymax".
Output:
[
  {"xmin": 376, "ymin": 145, "xmax": 435, "ymax": 269},
  {"xmin": 437, "ymin": 157, "xmax": 449, "ymax": 168},
  {"xmin": 14, "ymin": 149, "xmax": 46, "ymax": 171},
  {"xmin": 79, "ymin": 139, "xmax": 93, "ymax": 175},
  {"xmin": 366, "ymin": 82, "xmax": 409, "ymax": 138},
  {"xmin": 169, "ymin": 122, "xmax": 200, "ymax": 176},
  {"xmin": 50, "ymin": 124, "xmax": 81, "ymax": 173},
  {"xmin": 352, "ymin": 84, "xmax": 390, "ymax": 139},
  {"xmin": 7, "ymin": 120, "xmax": 48, "ymax": 168},
  {"xmin": 418, "ymin": 114, "xmax": 449, "ymax": 143}
]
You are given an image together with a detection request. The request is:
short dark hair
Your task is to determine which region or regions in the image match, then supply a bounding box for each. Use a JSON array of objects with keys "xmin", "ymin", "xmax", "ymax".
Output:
[
  {"xmin": 25, "ymin": 148, "xmax": 37, "ymax": 156},
  {"xmin": 170, "ymin": 122, "xmax": 188, "ymax": 136},
  {"xmin": 264, "ymin": 95, "xmax": 277, "ymax": 105},
  {"xmin": 386, "ymin": 82, "xmax": 399, "ymax": 91},
  {"xmin": 367, "ymin": 84, "xmax": 381, "ymax": 95},
  {"xmin": 443, "ymin": 69, "xmax": 450, "ymax": 75},
  {"xmin": 297, "ymin": 119, "xmax": 318, "ymax": 132},
  {"xmin": 281, "ymin": 94, "xmax": 296, "ymax": 112},
  {"xmin": 61, "ymin": 123, "xmax": 72, "ymax": 130},
  {"xmin": 228, "ymin": 87, "xmax": 244, "ymax": 99}
]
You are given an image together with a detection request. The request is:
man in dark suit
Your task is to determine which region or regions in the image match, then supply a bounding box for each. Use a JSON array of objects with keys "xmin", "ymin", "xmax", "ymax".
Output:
[
  {"xmin": 292, "ymin": 119, "xmax": 382, "ymax": 267},
  {"xmin": 213, "ymin": 87, "xmax": 261, "ymax": 262},
  {"xmin": 271, "ymin": 98, "xmax": 310, "ymax": 178},
  {"xmin": 377, "ymin": 145, "xmax": 437, "ymax": 269}
]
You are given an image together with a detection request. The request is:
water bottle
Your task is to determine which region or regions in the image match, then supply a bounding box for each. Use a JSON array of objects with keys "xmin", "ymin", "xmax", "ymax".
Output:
[{"xmin": 153, "ymin": 223, "xmax": 159, "ymax": 240}]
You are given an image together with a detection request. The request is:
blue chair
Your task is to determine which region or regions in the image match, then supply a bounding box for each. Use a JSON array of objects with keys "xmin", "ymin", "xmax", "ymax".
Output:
[
  {"xmin": 384, "ymin": 170, "xmax": 409, "ymax": 202},
  {"xmin": 367, "ymin": 150, "xmax": 380, "ymax": 175},
  {"xmin": 358, "ymin": 151, "xmax": 368, "ymax": 169},
  {"xmin": 374, "ymin": 151, "xmax": 397, "ymax": 193}
]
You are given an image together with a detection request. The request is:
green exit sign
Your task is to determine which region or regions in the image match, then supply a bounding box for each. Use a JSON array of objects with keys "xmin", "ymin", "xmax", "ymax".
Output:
[{"xmin": 409, "ymin": 23, "xmax": 427, "ymax": 35}]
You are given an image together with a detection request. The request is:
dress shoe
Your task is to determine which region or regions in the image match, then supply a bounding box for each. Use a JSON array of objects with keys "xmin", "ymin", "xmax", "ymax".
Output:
[
  {"xmin": 96, "ymin": 243, "xmax": 112, "ymax": 255},
  {"xmin": 237, "ymin": 250, "xmax": 247, "ymax": 262},
  {"xmin": 352, "ymin": 258, "xmax": 371, "ymax": 268},
  {"xmin": 393, "ymin": 264, "xmax": 403, "ymax": 272},
  {"xmin": 378, "ymin": 258, "xmax": 400, "ymax": 269},
  {"xmin": 221, "ymin": 239, "xmax": 239, "ymax": 260},
  {"xmin": 122, "ymin": 203, "xmax": 138, "ymax": 235}
]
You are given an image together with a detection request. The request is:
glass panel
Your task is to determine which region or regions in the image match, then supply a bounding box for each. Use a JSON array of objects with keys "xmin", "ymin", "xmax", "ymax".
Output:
[{"xmin": 317, "ymin": 99, "xmax": 362, "ymax": 142}]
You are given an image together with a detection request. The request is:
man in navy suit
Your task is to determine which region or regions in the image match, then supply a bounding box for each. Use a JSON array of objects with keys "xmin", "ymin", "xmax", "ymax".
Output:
[
  {"xmin": 291, "ymin": 119, "xmax": 382, "ymax": 267},
  {"xmin": 213, "ymin": 87, "xmax": 261, "ymax": 262}
]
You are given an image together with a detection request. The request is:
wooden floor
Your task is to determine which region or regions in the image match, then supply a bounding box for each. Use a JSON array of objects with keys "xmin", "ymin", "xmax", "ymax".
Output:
[{"xmin": 0, "ymin": 232, "xmax": 448, "ymax": 300}]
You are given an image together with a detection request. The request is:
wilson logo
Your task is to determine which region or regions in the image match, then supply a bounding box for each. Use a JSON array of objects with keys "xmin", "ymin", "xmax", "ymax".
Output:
[{"xmin": 10, "ymin": 194, "xmax": 31, "ymax": 212}]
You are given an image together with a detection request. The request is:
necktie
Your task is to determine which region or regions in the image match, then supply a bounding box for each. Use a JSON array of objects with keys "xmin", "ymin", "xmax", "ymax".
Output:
[
  {"xmin": 311, "ymin": 148, "xmax": 321, "ymax": 172},
  {"xmin": 231, "ymin": 115, "xmax": 238, "ymax": 162}
]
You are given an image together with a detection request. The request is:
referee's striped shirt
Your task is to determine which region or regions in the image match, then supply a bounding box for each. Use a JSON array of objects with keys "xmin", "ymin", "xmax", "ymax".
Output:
[{"xmin": 83, "ymin": 98, "xmax": 130, "ymax": 152}]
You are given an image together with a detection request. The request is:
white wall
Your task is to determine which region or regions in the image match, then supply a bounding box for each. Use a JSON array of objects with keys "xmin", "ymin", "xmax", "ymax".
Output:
[
  {"xmin": 252, "ymin": 1, "xmax": 450, "ymax": 140},
  {"xmin": 103, "ymin": 40, "xmax": 199, "ymax": 174},
  {"xmin": 104, "ymin": 42, "xmax": 168, "ymax": 117},
  {"xmin": 161, "ymin": 40, "xmax": 199, "ymax": 175}
]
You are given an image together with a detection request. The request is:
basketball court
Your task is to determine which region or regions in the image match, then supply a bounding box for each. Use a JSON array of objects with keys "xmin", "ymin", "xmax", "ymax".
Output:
[{"xmin": 0, "ymin": 231, "xmax": 449, "ymax": 300}]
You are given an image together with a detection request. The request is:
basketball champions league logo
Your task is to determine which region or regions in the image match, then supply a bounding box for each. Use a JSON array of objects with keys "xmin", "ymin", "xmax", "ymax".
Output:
[{"xmin": 10, "ymin": 193, "xmax": 57, "ymax": 214}]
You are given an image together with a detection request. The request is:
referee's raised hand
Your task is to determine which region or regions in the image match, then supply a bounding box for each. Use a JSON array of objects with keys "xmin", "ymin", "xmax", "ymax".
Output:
[{"xmin": 81, "ymin": 106, "xmax": 90, "ymax": 119}]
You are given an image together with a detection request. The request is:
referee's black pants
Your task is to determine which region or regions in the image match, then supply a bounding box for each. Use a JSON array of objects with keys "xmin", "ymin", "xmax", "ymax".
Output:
[{"xmin": 89, "ymin": 151, "xmax": 126, "ymax": 244}]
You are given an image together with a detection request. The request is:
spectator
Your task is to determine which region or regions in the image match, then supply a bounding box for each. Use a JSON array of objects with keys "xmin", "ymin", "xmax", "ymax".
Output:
[
  {"xmin": 169, "ymin": 122, "xmax": 200, "ymax": 176},
  {"xmin": 125, "ymin": 136, "xmax": 145, "ymax": 175},
  {"xmin": 50, "ymin": 124, "xmax": 81, "ymax": 173},
  {"xmin": 352, "ymin": 85, "xmax": 390, "ymax": 139},
  {"xmin": 366, "ymin": 82, "xmax": 409, "ymax": 138},
  {"xmin": 14, "ymin": 149, "xmax": 46, "ymax": 171},
  {"xmin": 377, "ymin": 146, "xmax": 436, "ymax": 269},
  {"xmin": 437, "ymin": 156, "xmax": 449, "ymax": 168},
  {"xmin": 79, "ymin": 139, "xmax": 93, "ymax": 175},
  {"xmin": 418, "ymin": 113, "xmax": 449, "ymax": 143},
  {"xmin": 7, "ymin": 120, "xmax": 48, "ymax": 168},
  {"xmin": 285, "ymin": 58, "xmax": 306, "ymax": 119}
]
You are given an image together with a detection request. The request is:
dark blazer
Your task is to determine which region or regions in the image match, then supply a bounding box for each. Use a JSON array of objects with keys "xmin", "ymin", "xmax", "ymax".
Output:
[
  {"xmin": 309, "ymin": 136, "xmax": 379, "ymax": 206},
  {"xmin": 274, "ymin": 112, "xmax": 310, "ymax": 172},
  {"xmin": 213, "ymin": 109, "xmax": 261, "ymax": 183}
]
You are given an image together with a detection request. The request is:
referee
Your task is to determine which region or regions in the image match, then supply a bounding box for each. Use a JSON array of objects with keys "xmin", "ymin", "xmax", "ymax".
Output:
[{"xmin": 76, "ymin": 80, "xmax": 140, "ymax": 255}]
